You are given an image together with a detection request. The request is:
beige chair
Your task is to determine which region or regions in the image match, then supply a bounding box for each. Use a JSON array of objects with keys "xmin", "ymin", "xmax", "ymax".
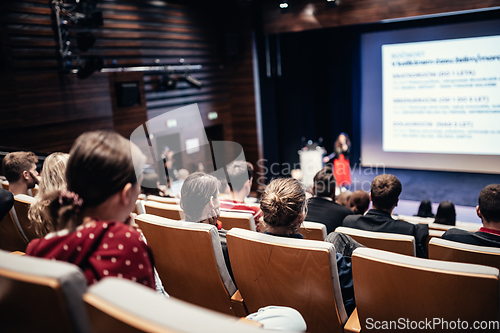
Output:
[
  {"xmin": 226, "ymin": 228, "xmax": 348, "ymax": 333},
  {"xmin": 134, "ymin": 214, "xmax": 246, "ymax": 317},
  {"xmin": 0, "ymin": 249, "xmax": 91, "ymax": 333},
  {"xmin": 134, "ymin": 200, "xmax": 145, "ymax": 215},
  {"xmin": 143, "ymin": 201, "xmax": 183, "ymax": 220},
  {"xmin": 218, "ymin": 211, "xmax": 256, "ymax": 231},
  {"xmin": 335, "ymin": 226, "xmax": 416, "ymax": 256},
  {"xmin": 31, "ymin": 185, "xmax": 39, "ymax": 197},
  {"xmin": 84, "ymin": 277, "xmax": 265, "ymax": 333},
  {"xmin": 0, "ymin": 209, "xmax": 29, "ymax": 252},
  {"xmin": 13, "ymin": 194, "xmax": 39, "ymax": 242},
  {"xmin": 345, "ymin": 247, "xmax": 499, "ymax": 332},
  {"xmin": 299, "ymin": 221, "xmax": 327, "ymax": 241},
  {"xmin": 1, "ymin": 180, "xmax": 9, "ymax": 191},
  {"xmin": 429, "ymin": 237, "xmax": 500, "ymax": 270},
  {"xmin": 146, "ymin": 195, "xmax": 179, "ymax": 205}
]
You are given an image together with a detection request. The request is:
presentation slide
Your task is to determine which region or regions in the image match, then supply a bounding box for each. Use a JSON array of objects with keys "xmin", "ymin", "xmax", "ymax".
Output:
[
  {"xmin": 382, "ymin": 36, "xmax": 500, "ymax": 155},
  {"xmin": 360, "ymin": 18, "xmax": 500, "ymax": 174}
]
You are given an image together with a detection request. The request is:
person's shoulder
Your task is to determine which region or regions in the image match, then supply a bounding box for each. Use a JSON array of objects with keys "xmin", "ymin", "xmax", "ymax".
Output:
[
  {"xmin": 343, "ymin": 213, "xmax": 362, "ymax": 225},
  {"xmin": 0, "ymin": 188, "xmax": 14, "ymax": 203},
  {"xmin": 442, "ymin": 227, "xmax": 475, "ymax": 239}
]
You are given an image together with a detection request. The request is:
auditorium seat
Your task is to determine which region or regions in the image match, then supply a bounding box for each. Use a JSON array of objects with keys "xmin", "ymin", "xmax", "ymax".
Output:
[
  {"xmin": 143, "ymin": 201, "xmax": 183, "ymax": 220},
  {"xmin": 429, "ymin": 237, "xmax": 500, "ymax": 270},
  {"xmin": 335, "ymin": 226, "xmax": 416, "ymax": 256},
  {"xmin": 135, "ymin": 200, "xmax": 145, "ymax": 215},
  {"xmin": 84, "ymin": 277, "xmax": 264, "ymax": 333},
  {"xmin": 0, "ymin": 249, "xmax": 91, "ymax": 333},
  {"xmin": 226, "ymin": 228, "xmax": 348, "ymax": 333},
  {"xmin": 1, "ymin": 180, "xmax": 9, "ymax": 191},
  {"xmin": 299, "ymin": 221, "xmax": 327, "ymax": 241},
  {"xmin": 0, "ymin": 208, "xmax": 28, "ymax": 252},
  {"xmin": 218, "ymin": 211, "xmax": 256, "ymax": 231},
  {"xmin": 13, "ymin": 194, "xmax": 39, "ymax": 242},
  {"xmin": 134, "ymin": 214, "xmax": 247, "ymax": 317},
  {"xmin": 146, "ymin": 195, "xmax": 179, "ymax": 205},
  {"xmin": 345, "ymin": 247, "xmax": 499, "ymax": 333}
]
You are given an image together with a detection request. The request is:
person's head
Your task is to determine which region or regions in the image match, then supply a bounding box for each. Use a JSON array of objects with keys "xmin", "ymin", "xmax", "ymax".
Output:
[
  {"xmin": 416, "ymin": 199, "xmax": 434, "ymax": 218},
  {"xmin": 28, "ymin": 152, "xmax": 69, "ymax": 236},
  {"xmin": 349, "ymin": 190, "xmax": 370, "ymax": 215},
  {"xmin": 260, "ymin": 178, "xmax": 306, "ymax": 234},
  {"xmin": 177, "ymin": 169, "xmax": 190, "ymax": 181},
  {"xmin": 477, "ymin": 184, "xmax": 500, "ymax": 224},
  {"xmin": 141, "ymin": 172, "xmax": 161, "ymax": 196},
  {"xmin": 370, "ymin": 174, "xmax": 402, "ymax": 211},
  {"xmin": 335, "ymin": 133, "xmax": 351, "ymax": 150},
  {"xmin": 336, "ymin": 190, "xmax": 352, "ymax": 208},
  {"xmin": 434, "ymin": 201, "xmax": 456, "ymax": 226},
  {"xmin": 180, "ymin": 172, "xmax": 220, "ymax": 223},
  {"xmin": 45, "ymin": 131, "xmax": 145, "ymax": 232},
  {"xmin": 226, "ymin": 161, "xmax": 253, "ymax": 195},
  {"xmin": 313, "ymin": 166, "xmax": 336, "ymax": 198},
  {"xmin": 2, "ymin": 151, "xmax": 39, "ymax": 190}
]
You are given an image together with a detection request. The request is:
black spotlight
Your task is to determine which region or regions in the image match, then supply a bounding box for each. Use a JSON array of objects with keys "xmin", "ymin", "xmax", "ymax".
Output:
[
  {"xmin": 77, "ymin": 56, "xmax": 104, "ymax": 79},
  {"xmin": 158, "ymin": 74, "xmax": 177, "ymax": 90},
  {"xmin": 76, "ymin": 32, "xmax": 96, "ymax": 52}
]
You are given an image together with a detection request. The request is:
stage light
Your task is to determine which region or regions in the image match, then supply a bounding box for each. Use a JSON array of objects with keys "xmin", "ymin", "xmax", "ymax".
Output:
[
  {"xmin": 279, "ymin": 1, "xmax": 290, "ymax": 13},
  {"xmin": 77, "ymin": 56, "xmax": 103, "ymax": 79},
  {"xmin": 76, "ymin": 32, "xmax": 96, "ymax": 52},
  {"xmin": 326, "ymin": 0, "xmax": 340, "ymax": 8},
  {"xmin": 158, "ymin": 74, "xmax": 177, "ymax": 90},
  {"xmin": 279, "ymin": 2, "xmax": 289, "ymax": 9}
]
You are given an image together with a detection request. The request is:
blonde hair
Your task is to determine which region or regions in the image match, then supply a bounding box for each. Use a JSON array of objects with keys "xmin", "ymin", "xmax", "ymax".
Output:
[
  {"xmin": 28, "ymin": 152, "xmax": 69, "ymax": 236},
  {"xmin": 260, "ymin": 178, "xmax": 306, "ymax": 232}
]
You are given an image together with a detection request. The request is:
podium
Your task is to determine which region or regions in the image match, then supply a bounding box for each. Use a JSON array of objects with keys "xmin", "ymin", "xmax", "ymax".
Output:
[{"xmin": 299, "ymin": 148, "xmax": 324, "ymax": 188}]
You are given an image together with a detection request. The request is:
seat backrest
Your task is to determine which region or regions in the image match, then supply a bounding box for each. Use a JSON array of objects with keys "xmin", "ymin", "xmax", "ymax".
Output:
[
  {"xmin": 134, "ymin": 214, "xmax": 237, "ymax": 315},
  {"xmin": 1, "ymin": 180, "xmax": 9, "ymax": 191},
  {"xmin": 13, "ymin": 194, "xmax": 39, "ymax": 242},
  {"xmin": 143, "ymin": 201, "xmax": 183, "ymax": 220},
  {"xmin": 0, "ymin": 209, "xmax": 28, "ymax": 252},
  {"xmin": 218, "ymin": 211, "xmax": 256, "ymax": 231},
  {"xmin": 226, "ymin": 228, "xmax": 346, "ymax": 333},
  {"xmin": 84, "ymin": 277, "xmax": 265, "ymax": 333},
  {"xmin": 352, "ymin": 247, "xmax": 499, "ymax": 331},
  {"xmin": 300, "ymin": 221, "xmax": 327, "ymax": 241},
  {"xmin": 0, "ymin": 249, "xmax": 91, "ymax": 333},
  {"xmin": 146, "ymin": 195, "xmax": 179, "ymax": 205},
  {"xmin": 135, "ymin": 200, "xmax": 145, "ymax": 215},
  {"xmin": 429, "ymin": 237, "xmax": 500, "ymax": 270},
  {"xmin": 335, "ymin": 226, "xmax": 416, "ymax": 256}
]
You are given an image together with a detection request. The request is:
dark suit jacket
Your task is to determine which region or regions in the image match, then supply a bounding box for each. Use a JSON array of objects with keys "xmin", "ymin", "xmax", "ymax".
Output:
[
  {"xmin": 0, "ymin": 189, "xmax": 14, "ymax": 221},
  {"xmin": 442, "ymin": 228, "xmax": 500, "ymax": 248},
  {"xmin": 305, "ymin": 196, "xmax": 353, "ymax": 234},
  {"xmin": 343, "ymin": 209, "xmax": 429, "ymax": 258}
]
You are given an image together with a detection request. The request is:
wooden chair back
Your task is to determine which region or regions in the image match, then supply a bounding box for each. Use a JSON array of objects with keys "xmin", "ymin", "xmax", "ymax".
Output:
[
  {"xmin": 300, "ymin": 221, "xmax": 327, "ymax": 241},
  {"xmin": 336, "ymin": 226, "xmax": 416, "ymax": 256},
  {"xmin": 13, "ymin": 194, "xmax": 39, "ymax": 242},
  {"xmin": 31, "ymin": 186, "xmax": 39, "ymax": 197},
  {"xmin": 143, "ymin": 201, "xmax": 183, "ymax": 220},
  {"xmin": 0, "ymin": 210, "xmax": 28, "ymax": 252},
  {"xmin": 0, "ymin": 249, "xmax": 91, "ymax": 333},
  {"xmin": 1, "ymin": 180, "xmax": 9, "ymax": 191},
  {"xmin": 146, "ymin": 195, "xmax": 179, "ymax": 205},
  {"xmin": 351, "ymin": 247, "xmax": 499, "ymax": 332},
  {"xmin": 218, "ymin": 211, "xmax": 255, "ymax": 231},
  {"xmin": 226, "ymin": 228, "xmax": 347, "ymax": 333},
  {"xmin": 84, "ymin": 277, "xmax": 265, "ymax": 333},
  {"xmin": 134, "ymin": 214, "xmax": 242, "ymax": 316},
  {"xmin": 429, "ymin": 237, "xmax": 500, "ymax": 270}
]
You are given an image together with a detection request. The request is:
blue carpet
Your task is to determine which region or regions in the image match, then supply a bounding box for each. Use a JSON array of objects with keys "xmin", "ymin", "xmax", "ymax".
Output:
[{"xmin": 346, "ymin": 167, "xmax": 500, "ymax": 207}]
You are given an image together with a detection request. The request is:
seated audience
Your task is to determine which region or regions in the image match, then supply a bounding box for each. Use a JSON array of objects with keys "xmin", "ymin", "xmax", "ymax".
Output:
[
  {"xmin": 180, "ymin": 173, "xmax": 306, "ymax": 331},
  {"xmin": 2, "ymin": 151, "xmax": 41, "ymax": 195},
  {"xmin": 415, "ymin": 199, "xmax": 434, "ymax": 218},
  {"xmin": 336, "ymin": 190, "xmax": 352, "ymax": 209},
  {"xmin": 141, "ymin": 172, "xmax": 169, "ymax": 197},
  {"xmin": 169, "ymin": 168, "xmax": 189, "ymax": 197},
  {"xmin": 348, "ymin": 190, "xmax": 370, "ymax": 215},
  {"xmin": 26, "ymin": 131, "xmax": 156, "ymax": 289},
  {"xmin": 260, "ymin": 177, "xmax": 356, "ymax": 316},
  {"xmin": 305, "ymin": 166, "xmax": 353, "ymax": 234},
  {"xmin": 28, "ymin": 152, "xmax": 69, "ymax": 237},
  {"xmin": 343, "ymin": 174, "xmax": 429, "ymax": 258},
  {"xmin": 442, "ymin": 184, "xmax": 500, "ymax": 247},
  {"xmin": 220, "ymin": 161, "xmax": 263, "ymax": 229},
  {"xmin": 434, "ymin": 201, "xmax": 456, "ymax": 226}
]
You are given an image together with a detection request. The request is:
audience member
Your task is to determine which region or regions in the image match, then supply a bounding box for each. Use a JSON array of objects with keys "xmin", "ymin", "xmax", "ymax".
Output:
[
  {"xmin": 305, "ymin": 166, "xmax": 353, "ymax": 234},
  {"xmin": 26, "ymin": 131, "xmax": 156, "ymax": 289},
  {"xmin": 169, "ymin": 168, "xmax": 189, "ymax": 197},
  {"xmin": 336, "ymin": 190, "xmax": 352, "ymax": 209},
  {"xmin": 343, "ymin": 174, "xmax": 429, "ymax": 258},
  {"xmin": 2, "ymin": 151, "xmax": 41, "ymax": 195},
  {"xmin": 434, "ymin": 201, "xmax": 456, "ymax": 226},
  {"xmin": 141, "ymin": 172, "xmax": 169, "ymax": 197},
  {"xmin": 260, "ymin": 177, "xmax": 356, "ymax": 316},
  {"xmin": 220, "ymin": 161, "xmax": 263, "ymax": 229},
  {"xmin": 442, "ymin": 185, "xmax": 500, "ymax": 247},
  {"xmin": 28, "ymin": 152, "xmax": 69, "ymax": 237},
  {"xmin": 415, "ymin": 199, "xmax": 434, "ymax": 218},
  {"xmin": 348, "ymin": 190, "xmax": 370, "ymax": 215},
  {"xmin": 0, "ymin": 188, "xmax": 14, "ymax": 221}
]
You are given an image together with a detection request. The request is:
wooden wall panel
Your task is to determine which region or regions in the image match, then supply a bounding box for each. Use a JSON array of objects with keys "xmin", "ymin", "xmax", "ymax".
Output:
[{"xmin": 261, "ymin": 0, "xmax": 500, "ymax": 34}]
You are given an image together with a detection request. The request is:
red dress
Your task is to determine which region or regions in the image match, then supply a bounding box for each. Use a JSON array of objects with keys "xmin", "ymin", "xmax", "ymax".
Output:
[
  {"xmin": 220, "ymin": 199, "xmax": 263, "ymax": 231},
  {"xmin": 26, "ymin": 220, "xmax": 155, "ymax": 289}
]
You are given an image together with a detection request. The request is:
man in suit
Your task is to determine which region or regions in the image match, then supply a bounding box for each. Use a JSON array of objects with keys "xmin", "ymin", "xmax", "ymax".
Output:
[
  {"xmin": 343, "ymin": 174, "xmax": 429, "ymax": 258},
  {"xmin": 442, "ymin": 184, "xmax": 500, "ymax": 247},
  {"xmin": 305, "ymin": 166, "xmax": 353, "ymax": 234}
]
